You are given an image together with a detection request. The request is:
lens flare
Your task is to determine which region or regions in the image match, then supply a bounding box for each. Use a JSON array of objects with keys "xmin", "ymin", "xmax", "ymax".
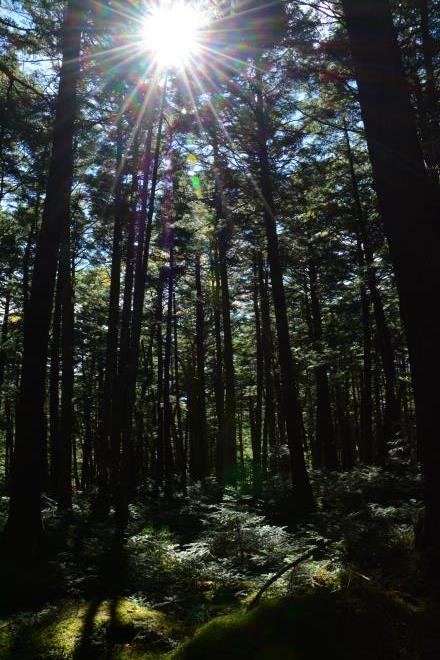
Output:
[{"xmin": 142, "ymin": 1, "xmax": 206, "ymax": 69}]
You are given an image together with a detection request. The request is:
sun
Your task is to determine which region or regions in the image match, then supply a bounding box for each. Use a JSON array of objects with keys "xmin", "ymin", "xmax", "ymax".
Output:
[{"xmin": 142, "ymin": 1, "xmax": 207, "ymax": 69}]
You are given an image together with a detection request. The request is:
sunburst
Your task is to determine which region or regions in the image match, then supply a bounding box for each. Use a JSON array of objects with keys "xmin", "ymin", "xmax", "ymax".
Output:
[{"xmin": 141, "ymin": 1, "xmax": 207, "ymax": 69}]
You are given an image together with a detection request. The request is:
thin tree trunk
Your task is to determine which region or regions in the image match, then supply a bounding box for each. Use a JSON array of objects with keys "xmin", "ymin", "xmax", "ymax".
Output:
[
  {"xmin": 154, "ymin": 272, "xmax": 165, "ymax": 494},
  {"xmin": 0, "ymin": 287, "xmax": 10, "ymax": 400},
  {"xmin": 344, "ymin": 124, "xmax": 399, "ymax": 446},
  {"xmin": 254, "ymin": 73, "xmax": 313, "ymax": 512},
  {"xmin": 82, "ymin": 358, "xmax": 93, "ymax": 490},
  {"xmin": 173, "ymin": 292, "xmax": 186, "ymax": 491},
  {"xmin": 194, "ymin": 251, "xmax": 208, "ymax": 480},
  {"xmin": 308, "ymin": 259, "xmax": 338, "ymax": 471},
  {"xmin": 123, "ymin": 81, "xmax": 166, "ymax": 496},
  {"xmin": 373, "ymin": 348, "xmax": 386, "ymax": 463},
  {"xmin": 251, "ymin": 255, "xmax": 263, "ymax": 491},
  {"xmin": 258, "ymin": 254, "xmax": 276, "ymax": 476},
  {"xmin": 112, "ymin": 137, "xmax": 139, "ymax": 513},
  {"xmin": 351, "ymin": 369, "xmax": 361, "ymax": 455},
  {"xmin": 22, "ymin": 183, "xmax": 42, "ymax": 314},
  {"xmin": 4, "ymin": 395, "xmax": 13, "ymax": 492},
  {"xmin": 96, "ymin": 116, "xmax": 124, "ymax": 515},
  {"xmin": 418, "ymin": 0, "xmax": 440, "ymax": 173},
  {"xmin": 336, "ymin": 376, "xmax": 355, "ymax": 471},
  {"xmin": 213, "ymin": 139, "xmax": 236, "ymax": 484},
  {"xmin": 163, "ymin": 247, "xmax": 175, "ymax": 498},
  {"xmin": 49, "ymin": 266, "xmax": 62, "ymax": 497},
  {"xmin": 211, "ymin": 244, "xmax": 225, "ymax": 483},
  {"xmin": 359, "ymin": 273, "xmax": 373, "ymax": 464},
  {"xmin": 57, "ymin": 224, "xmax": 74, "ymax": 511}
]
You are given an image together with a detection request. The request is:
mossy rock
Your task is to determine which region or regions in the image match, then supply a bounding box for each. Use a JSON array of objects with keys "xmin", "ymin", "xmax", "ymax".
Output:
[
  {"xmin": 0, "ymin": 597, "xmax": 180, "ymax": 659},
  {"xmin": 171, "ymin": 583, "xmax": 439, "ymax": 660}
]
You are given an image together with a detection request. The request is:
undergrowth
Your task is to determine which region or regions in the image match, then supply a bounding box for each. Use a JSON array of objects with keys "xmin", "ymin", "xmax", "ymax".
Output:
[{"xmin": 0, "ymin": 463, "xmax": 438, "ymax": 659}]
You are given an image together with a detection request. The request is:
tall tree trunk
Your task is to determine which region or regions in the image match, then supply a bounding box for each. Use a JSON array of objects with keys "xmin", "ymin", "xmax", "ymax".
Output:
[
  {"xmin": 351, "ymin": 369, "xmax": 361, "ymax": 454},
  {"xmin": 96, "ymin": 116, "xmax": 124, "ymax": 515},
  {"xmin": 344, "ymin": 124, "xmax": 399, "ymax": 446},
  {"xmin": 81, "ymin": 356, "xmax": 94, "ymax": 490},
  {"xmin": 373, "ymin": 347, "xmax": 386, "ymax": 462},
  {"xmin": 123, "ymin": 81, "xmax": 166, "ymax": 497},
  {"xmin": 254, "ymin": 73, "xmax": 313, "ymax": 512},
  {"xmin": 154, "ymin": 272, "xmax": 165, "ymax": 494},
  {"xmin": 4, "ymin": 394, "xmax": 13, "ymax": 492},
  {"xmin": 112, "ymin": 137, "xmax": 139, "ymax": 512},
  {"xmin": 22, "ymin": 180, "xmax": 43, "ymax": 314},
  {"xmin": 213, "ymin": 139, "xmax": 236, "ymax": 484},
  {"xmin": 172, "ymin": 292, "xmax": 186, "ymax": 491},
  {"xmin": 251, "ymin": 254, "xmax": 263, "ymax": 491},
  {"xmin": 193, "ymin": 251, "xmax": 208, "ymax": 481},
  {"xmin": 417, "ymin": 0, "xmax": 440, "ymax": 173},
  {"xmin": 359, "ymin": 269, "xmax": 374, "ymax": 464},
  {"xmin": 342, "ymin": 0, "xmax": 440, "ymax": 545},
  {"xmin": 0, "ymin": 288, "xmax": 12, "ymax": 491},
  {"xmin": 0, "ymin": 287, "xmax": 10, "ymax": 400},
  {"xmin": 336, "ymin": 374, "xmax": 355, "ymax": 471},
  {"xmin": 4, "ymin": 0, "xmax": 85, "ymax": 551},
  {"xmin": 211, "ymin": 244, "xmax": 225, "ymax": 483},
  {"xmin": 163, "ymin": 248, "xmax": 175, "ymax": 498},
  {"xmin": 49, "ymin": 265, "xmax": 62, "ymax": 497},
  {"xmin": 57, "ymin": 225, "xmax": 74, "ymax": 511},
  {"xmin": 258, "ymin": 254, "xmax": 276, "ymax": 476},
  {"xmin": 308, "ymin": 259, "xmax": 338, "ymax": 471}
]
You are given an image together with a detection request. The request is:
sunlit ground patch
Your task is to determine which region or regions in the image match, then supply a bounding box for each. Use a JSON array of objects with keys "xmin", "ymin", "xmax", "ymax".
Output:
[{"xmin": 0, "ymin": 597, "xmax": 179, "ymax": 659}]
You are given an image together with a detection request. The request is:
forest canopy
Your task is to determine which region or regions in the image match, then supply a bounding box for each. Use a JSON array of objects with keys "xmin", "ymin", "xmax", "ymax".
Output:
[{"xmin": 1, "ymin": 0, "xmax": 440, "ymax": 658}]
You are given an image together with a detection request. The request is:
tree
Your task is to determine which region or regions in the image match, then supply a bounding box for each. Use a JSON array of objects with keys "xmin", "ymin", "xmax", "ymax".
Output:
[
  {"xmin": 3, "ymin": 0, "xmax": 86, "ymax": 552},
  {"xmin": 253, "ymin": 68, "xmax": 314, "ymax": 513},
  {"xmin": 342, "ymin": 0, "xmax": 440, "ymax": 545}
]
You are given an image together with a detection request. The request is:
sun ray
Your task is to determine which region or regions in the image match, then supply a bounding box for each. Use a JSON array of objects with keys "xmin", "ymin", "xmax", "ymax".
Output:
[
  {"xmin": 141, "ymin": 1, "xmax": 207, "ymax": 69},
  {"xmin": 185, "ymin": 64, "xmax": 271, "ymax": 216}
]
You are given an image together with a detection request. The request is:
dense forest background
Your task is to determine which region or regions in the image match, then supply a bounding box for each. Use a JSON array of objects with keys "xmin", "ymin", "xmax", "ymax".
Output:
[{"xmin": 1, "ymin": 0, "xmax": 440, "ymax": 658}]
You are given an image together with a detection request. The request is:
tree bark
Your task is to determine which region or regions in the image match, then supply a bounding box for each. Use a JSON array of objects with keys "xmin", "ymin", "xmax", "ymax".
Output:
[
  {"xmin": 254, "ymin": 73, "xmax": 314, "ymax": 512},
  {"xmin": 251, "ymin": 254, "xmax": 263, "ymax": 491},
  {"xmin": 0, "ymin": 287, "xmax": 10, "ymax": 401},
  {"xmin": 344, "ymin": 124, "xmax": 399, "ymax": 446},
  {"xmin": 4, "ymin": 0, "xmax": 85, "ymax": 552},
  {"xmin": 154, "ymin": 272, "xmax": 165, "ymax": 494},
  {"xmin": 57, "ymin": 222, "xmax": 74, "ymax": 512},
  {"xmin": 211, "ymin": 244, "xmax": 225, "ymax": 483},
  {"xmin": 213, "ymin": 139, "xmax": 237, "ymax": 484},
  {"xmin": 49, "ymin": 266, "xmax": 62, "ymax": 497},
  {"xmin": 308, "ymin": 259, "xmax": 338, "ymax": 470},
  {"xmin": 122, "ymin": 81, "xmax": 166, "ymax": 497},
  {"xmin": 96, "ymin": 116, "xmax": 124, "ymax": 515},
  {"xmin": 193, "ymin": 251, "xmax": 208, "ymax": 481},
  {"xmin": 57, "ymin": 224, "xmax": 74, "ymax": 511},
  {"xmin": 258, "ymin": 254, "xmax": 276, "ymax": 477},
  {"xmin": 112, "ymin": 138, "xmax": 139, "ymax": 509},
  {"xmin": 172, "ymin": 292, "xmax": 186, "ymax": 491},
  {"xmin": 163, "ymin": 248, "xmax": 175, "ymax": 498},
  {"xmin": 342, "ymin": 0, "xmax": 440, "ymax": 545},
  {"xmin": 359, "ymin": 266, "xmax": 373, "ymax": 464}
]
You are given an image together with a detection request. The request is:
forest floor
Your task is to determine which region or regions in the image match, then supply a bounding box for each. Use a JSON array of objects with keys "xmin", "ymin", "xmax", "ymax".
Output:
[{"xmin": 1, "ymin": 460, "xmax": 440, "ymax": 659}]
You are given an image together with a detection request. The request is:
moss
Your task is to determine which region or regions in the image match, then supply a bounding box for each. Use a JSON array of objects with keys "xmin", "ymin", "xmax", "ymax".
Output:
[
  {"xmin": 0, "ymin": 597, "xmax": 180, "ymax": 660},
  {"xmin": 171, "ymin": 582, "xmax": 440, "ymax": 660}
]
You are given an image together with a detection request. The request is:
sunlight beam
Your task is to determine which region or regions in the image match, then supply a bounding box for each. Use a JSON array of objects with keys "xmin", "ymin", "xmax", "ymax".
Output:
[{"xmin": 141, "ymin": 1, "xmax": 206, "ymax": 69}]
